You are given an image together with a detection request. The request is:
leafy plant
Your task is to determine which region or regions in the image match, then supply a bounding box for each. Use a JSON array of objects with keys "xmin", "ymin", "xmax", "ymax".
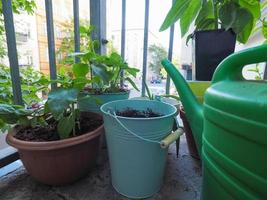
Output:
[
  {"xmin": 160, "ymin": 0, "xmax": 262, "ymax": 44},
  {"xmin": 0, "ymin": 84, "xmax": 94, "ymax": 139},
  {"xmin": 0, "ymin": 58, "xmax": 98, "ymax": 138},
  {"xmin": 144, "ymin": 82, "xmax": 154, "ymax": 100},
  {"xmin": 143, "ymin": 82, "xmax": 166, "ymax": 101},
  {"xmin": 46, "ymin": 88, "xmax": 83, "ymax": 139},
  {"xmin": 0, "ymin": 65, "xmax": 49, "ymax": 105},
  {"xmin": 56, "ymin": 21, "xmax": 95, "ymax": 65},
  {"xmin": 0, "ymin": 103, "xmax": 47, "ymax": 133},
  {"xmin": 251, "ymin": 1, "xmax": 267, "ymax": 44},
  {"xmin": 73, "ymin": 50, "xmax": 140, "ymax": 93},
  {"xmin": 248, "ymin": 64, "xmax": 264, "ymax": 80}
]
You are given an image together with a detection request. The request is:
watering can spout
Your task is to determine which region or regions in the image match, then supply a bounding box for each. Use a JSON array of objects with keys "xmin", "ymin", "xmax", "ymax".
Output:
[{"xmin": 161, "ymin": 59, "xmax": 203, "ymax": 152}]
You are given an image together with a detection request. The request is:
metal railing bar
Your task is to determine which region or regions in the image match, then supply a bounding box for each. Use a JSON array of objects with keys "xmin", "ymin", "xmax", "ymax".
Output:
[
  {"xmin": 90, "ymin": 0, "xmax": 107, "ymax": 55},
  {"xmin": 166, "ymin": 0, "xmax": 175, "ymax": 95},
  {"xmin": 0, "ymin": 146, "xmax": 19, "ymax": 168},
  {"xmin": 45, "ymin": 0, "xmax": 57, "ymax": 90},
  {"xmin": 141, "ymin": 0, "xmax": 150, "ymax": 97},
  {"xmin": 2, "ymin": 0, "xmax": 23, "ymax": 105},
  {"xmin": 120, "ymin": 0, "xmax": 126, "ymax": 87},
  {"xmin": 73, "ymin": 0, "xmax": 80, "ymax": 63}
]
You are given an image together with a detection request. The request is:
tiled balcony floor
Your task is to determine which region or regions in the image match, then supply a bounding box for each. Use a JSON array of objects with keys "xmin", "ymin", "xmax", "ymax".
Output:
[{"xmin": 0, "ymin": 135, "xmax": 202, "ymax": 200}]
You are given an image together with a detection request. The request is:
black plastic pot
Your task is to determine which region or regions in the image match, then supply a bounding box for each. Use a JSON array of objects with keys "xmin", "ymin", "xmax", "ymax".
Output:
[{"xmin": 192, "ymin": 29, "xmax": 236, "ymax": 81}]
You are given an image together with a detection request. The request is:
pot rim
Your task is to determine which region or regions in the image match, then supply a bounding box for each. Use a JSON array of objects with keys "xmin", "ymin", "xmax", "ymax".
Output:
[
  {"xmin": 101, "ymin": 99, "xmax": 177, "ymax": 121},
  {"xmin": 194, "ymin": 28, "xmax": 232, "ymax": 34},
  {"xmin": 81, "ymin": 90, "xmax": 130, "ymax": 96},
  {"xmin": 6, "ymin": 117, "xmax": 104, "ymax": 151}
]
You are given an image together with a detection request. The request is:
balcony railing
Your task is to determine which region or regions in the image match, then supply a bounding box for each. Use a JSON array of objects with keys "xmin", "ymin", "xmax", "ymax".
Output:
[{"xmin": 0, "ymin": 0, "xmax": 175, "ymax": 167}]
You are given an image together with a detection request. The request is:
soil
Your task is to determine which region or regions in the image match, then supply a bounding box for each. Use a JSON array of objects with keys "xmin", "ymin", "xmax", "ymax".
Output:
[
  {"xmin": 14, "ymin": 112, "xmax": 103, "ymax": 142},
  {"xmin": 83, "ymin": 87, "xmax": 128, "ymax": 94},
  {"xmin": 116, "ymin": 108, "xmax": 163, "ymax": 118}
]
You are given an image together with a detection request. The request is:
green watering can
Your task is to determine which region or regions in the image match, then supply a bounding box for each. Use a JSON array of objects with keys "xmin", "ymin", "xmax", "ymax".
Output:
[{"xmin": 162, "ymin": 44, "xmax": 267, "ymax": 200}]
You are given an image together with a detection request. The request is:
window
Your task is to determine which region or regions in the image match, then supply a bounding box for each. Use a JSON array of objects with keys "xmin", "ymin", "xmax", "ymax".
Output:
[
  {"xmin": 42, "ymin": 23, "xmax": 47, "ymax": 36},
  {"xmin": 45, "ymin": 47, "xmax": 49, "ymax": 62}
]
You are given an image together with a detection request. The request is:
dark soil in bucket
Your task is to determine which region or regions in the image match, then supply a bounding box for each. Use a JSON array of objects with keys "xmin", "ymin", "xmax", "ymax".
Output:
[
  {"xmin": 83, "ymin": 87, "xmax": 128, "ymax": 94},
  {"xmin": 116, "ymin": 108, "xmax": 163, "ymax": 118},
  {"xmin": 14, "ymin": 112, "xmax": 103, "ymax": 142}
]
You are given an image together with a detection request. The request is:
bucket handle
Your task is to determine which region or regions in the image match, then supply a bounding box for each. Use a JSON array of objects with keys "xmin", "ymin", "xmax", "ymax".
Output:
[{"xmin": 108, "ymin": 110, "xmax": 184, "ymax": 149}]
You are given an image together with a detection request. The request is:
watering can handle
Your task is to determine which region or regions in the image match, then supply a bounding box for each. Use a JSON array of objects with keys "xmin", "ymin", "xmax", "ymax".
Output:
[
  {"xmin": 109, "ymin": 110, "xmax": 183, "ymax": 148},
  {"xmin": 212, "ymin": 44, "xmax": 267, "ymax": 83}
]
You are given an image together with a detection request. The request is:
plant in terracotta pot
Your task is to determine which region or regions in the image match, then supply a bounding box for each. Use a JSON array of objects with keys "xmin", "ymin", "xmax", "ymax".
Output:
[
  {"xmin": 160, "ymin": 0, "xmax": 262, "ymax": 80},
  {"xmin": 1, "ymin": 80, "xmax": 104, "ymax": 185},
  {"xmin": 73, "ymin": 50, "xmax": 140, "ymax": 113}
]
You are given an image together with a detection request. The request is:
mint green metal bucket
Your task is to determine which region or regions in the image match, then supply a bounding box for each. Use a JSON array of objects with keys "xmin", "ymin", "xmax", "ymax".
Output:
[
  {"xmin": 100, "ymin": 99, "xmax": 177, "ymax": 198},
  {"xmin": 78, "ymin": 91, "xmax": 130, "ymax": 113}
]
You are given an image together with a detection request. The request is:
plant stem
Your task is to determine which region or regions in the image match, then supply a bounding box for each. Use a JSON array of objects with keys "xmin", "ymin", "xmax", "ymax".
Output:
[
  {"xmin": 71, "ymin": 103, "xmax": 76, "ymax": 136},
  {"xmin": 113, "ymin": 68, "xmax": 121, "ymax": 89},
  {"xmin": 144, "ymin": 82, "xmax": 153, "ymax": 100},
  {"xmin": 213, "ymin": 0, "xmax": 218, "ymax": 29}
]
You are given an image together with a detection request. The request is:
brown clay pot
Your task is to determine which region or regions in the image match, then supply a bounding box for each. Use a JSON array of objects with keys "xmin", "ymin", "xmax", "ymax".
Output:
[
  {"xmin": 180, "ymin": 107, "xmax": 200, "ymax": 160},
  {"xmin": 6, "ymin": 114, "xmax": 104, "ymax": 186}
]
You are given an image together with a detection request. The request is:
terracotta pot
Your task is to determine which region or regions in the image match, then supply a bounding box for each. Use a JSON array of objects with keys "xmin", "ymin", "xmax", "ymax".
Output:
[
  {"xmin": 180, "ymin": 107, "xmax": 200, "ymax": 160},
  {"xmin": 6, "ymin": 113, "xmax": 104, "ymax": 186}
]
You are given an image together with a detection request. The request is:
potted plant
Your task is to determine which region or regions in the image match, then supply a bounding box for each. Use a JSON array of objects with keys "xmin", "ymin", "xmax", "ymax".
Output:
[
  {"xmin": 1, "ymin": 81, "xmax": 104, "ymax": 185},
  {"xmin": 160, "ymin": 0, "xmax": 262, "ymax": 80},
  {"xmin": 72, "ymin": 46, "xmax": 139, "ymax": 113}
]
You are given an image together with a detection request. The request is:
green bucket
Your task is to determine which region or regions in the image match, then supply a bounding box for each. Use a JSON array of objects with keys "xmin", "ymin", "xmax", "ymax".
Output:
[
  {"xmin": 100, "ymin": 99, "xmax": 177, "ymax": 198},
  {"xmin": 78, "ymin": 91, "xmax": 130, "ymax": 113}
]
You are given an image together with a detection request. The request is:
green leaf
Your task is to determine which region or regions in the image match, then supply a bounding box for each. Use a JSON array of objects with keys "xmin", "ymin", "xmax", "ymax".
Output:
[
  {"xmin": 73, "ymin": 77, "xmax": 91, "ymax": 90},
  {"xmin": 234, "ymin": 8, "xmax": 253, "ymax": 34},
  {"xmin": 57, "ymin": 114, "xmax": 74, "ymax": 139},
  {"xmin": 219, "ymin": 2, "xmax": 253, "ymax": 43},
  {"xmin": 18, "ymin": 117, "xmax": 30, "ymax": 127},
  {"xmin": 47, "ymin": 88, "xmax": 79, "ymax": 119},
  {"xmin": 235, "ymin": 10, "xmax": 254, "ymax": 43},
  {"xmin": 81, "ymin": 52, "xmax": 94, "ymax": 62},
  {"xmin": 91, "ymin": 63, "xmax": 111, "ymax": 84},
  {"xmin": 261, "ymin": 1, "xmax": 267, "ymax": 9},
  {"xmin": 0, "ymin": 104, "xmax": 31, "ymax": 124},
  {"xmin": 123, "ymin": 67, "xmax": 140, "ymax": 77},
  {"xmin": 239, "ymin": 0, "xmax": 260, "ymax": 19},
  {"xmin": 196, "ymin": 18, "xmax": 215, "ymax": 30},
  {"xmin": 195, "ymin": 0, "xmax": 214, "ymax": 29},
  {"xmin": 144, "ymin": 82, "xmax": 153, "ymax": 100},
  {"xmin": 219, "ymin": 2, "xmax": 238, "ymax": 30},
  {"xmin": 72, "ymin": 63, "xmax": 89, "ymax": 78},
  {"xmin": 0, "ymin": 119, "xmax": 5, "ymax": 129},
  {"xmin": 160, "ymin": 0, "xmax": 191, "ymax": 31},
  {"xmin": 125, "ymin": 77, "xmax": 140, "ymax": 92},
  {"xmin": 109, "ymin": 52, "xmax": 123, "ymax": 63},
  {"xmin": 180, "ymin": 0, "xmax": 201, "ymax": 37},
  {"xmin": 247, "ymin": 69, "xmax": 258, "ymax": 72},
  {"xmin": 79, "ymin": 26, "xmax": 87, "ymax": 34},
  {"xmin": 262, "ymin": 19, "xmax": 267, "ymax": 39}
]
